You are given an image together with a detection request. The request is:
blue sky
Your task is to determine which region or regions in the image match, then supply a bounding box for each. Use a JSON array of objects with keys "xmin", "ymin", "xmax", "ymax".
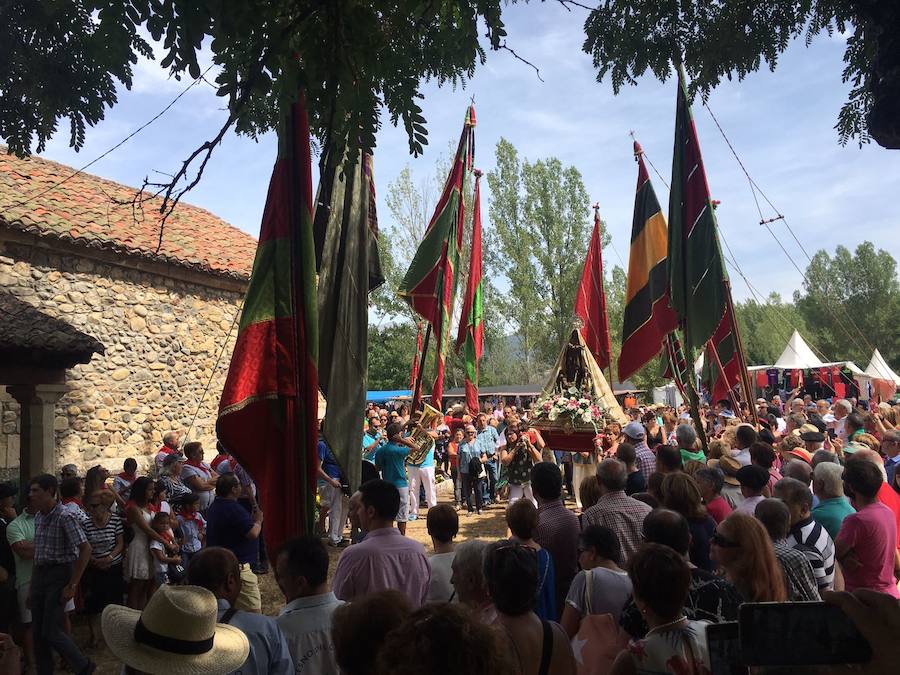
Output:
[{"xmin": 36, "ymin": 3, "xmax": 899, "ymax": 302}]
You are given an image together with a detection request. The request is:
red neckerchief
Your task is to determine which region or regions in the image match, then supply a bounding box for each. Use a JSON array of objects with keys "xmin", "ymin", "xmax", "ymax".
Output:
[
  {"xmin": 160, "ymin": 530, "xmax": 174, "ymax": 544},
  {"xmin": 180, "ymin": 511, "xmax": 202, "ymax": 523},
  {"xmin": 62, "ymin": 497, "xmax": 82, "ymax": 507},
  {"xmin": 118, "ymin": 472, "xmax": 136, "ymax": 482},
  {"xmin": 148, "ymin": 502, "xmax": 161, "ymax": 513},
  {"xmin": 159, "ymin": 446, "xmax": 175, "ymax": 455},
  {"xmin": 186, "ymin": 459, "xmax": 210, "ymax": 476}
]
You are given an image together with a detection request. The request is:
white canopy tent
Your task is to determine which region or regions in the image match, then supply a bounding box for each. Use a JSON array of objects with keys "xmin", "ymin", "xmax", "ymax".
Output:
[
  {"xmin": 865, "ymin": 349, "xmax": 900, "ymax": 386},
  {"xmin": 773, "ymin": 331, "xmax": 824, "ymax": 369}
]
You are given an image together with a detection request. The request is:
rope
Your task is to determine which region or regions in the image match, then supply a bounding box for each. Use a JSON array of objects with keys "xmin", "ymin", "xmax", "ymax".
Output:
[
  {"xmin": 179, "ymin": 300, "xmax": 243, "ymax": 448},
  {"xmin": 701, "ymin": 101, "xmax": 875, "ymax": 356},
  {"xmin": 634, "ymin": 140, "xmax": 829, "ymax": 368},
  {"xmin": 5, "ymin": 65, "xmax": 216, "ymax": 213}
]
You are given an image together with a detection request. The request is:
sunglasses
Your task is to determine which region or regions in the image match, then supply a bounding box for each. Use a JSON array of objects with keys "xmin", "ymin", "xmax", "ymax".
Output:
[{"xmin": 710, "ymin": 531, "xmax": 740, "ymax": 548}]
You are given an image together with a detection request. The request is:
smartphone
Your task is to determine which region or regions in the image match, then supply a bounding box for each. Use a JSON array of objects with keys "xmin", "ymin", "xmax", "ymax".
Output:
[
  {"xmin": 705, "ymin": 622, "xmax": 747, "ymax": 675},
  {"xmin": 827, "ymin": 428, "xmax": 837, "ymax": 440},
  {"xmin": 739, "ymin": 602, "xmax": 872, "ymax": 666}
]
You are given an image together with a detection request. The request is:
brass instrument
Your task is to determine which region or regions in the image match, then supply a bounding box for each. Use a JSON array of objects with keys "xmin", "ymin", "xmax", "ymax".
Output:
[{"xmin": 407, "ymin": 403, "xmax": 442, "ymax": 465}]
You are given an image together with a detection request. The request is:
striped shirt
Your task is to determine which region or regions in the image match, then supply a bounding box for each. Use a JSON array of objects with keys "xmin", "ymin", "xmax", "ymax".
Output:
[
  {"xmin": 82, "ymin": 512, "xmax": 124, "ymax": 565},
  {"xmin": 786, "ymin": 517, "xmax": 835, "ymax": 590}
]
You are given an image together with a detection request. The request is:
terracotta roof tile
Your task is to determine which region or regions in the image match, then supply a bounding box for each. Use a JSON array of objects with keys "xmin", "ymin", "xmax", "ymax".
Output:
[{"xmin": 0, "ymin": 149, "xmax": 257, "ymax": 279}]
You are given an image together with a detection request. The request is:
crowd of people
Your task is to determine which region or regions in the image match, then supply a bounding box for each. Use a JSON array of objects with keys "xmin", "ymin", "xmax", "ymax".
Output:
[{"xmin": 0, "ymin": 391, "xmax": 896, "ymax": 673}]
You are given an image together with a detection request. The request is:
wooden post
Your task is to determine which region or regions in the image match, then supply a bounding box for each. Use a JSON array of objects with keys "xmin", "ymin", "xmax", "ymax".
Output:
[
  {"xmin": 724, "ymin": 279, "xmax": 759, "ymax": 425},
  {"xmin": 412, "ymin": 323, "xmax": 432, "ymax": 413}
]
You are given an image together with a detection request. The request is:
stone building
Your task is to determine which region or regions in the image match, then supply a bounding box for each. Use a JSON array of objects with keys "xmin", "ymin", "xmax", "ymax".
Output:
[{"xmin": 0, "ymin": 149, "xmax": 256, "ymax": 481}]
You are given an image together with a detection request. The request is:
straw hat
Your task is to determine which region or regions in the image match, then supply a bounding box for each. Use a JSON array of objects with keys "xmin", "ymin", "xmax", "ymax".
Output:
[
  {"xmin": 710, "ymin": 455, "xmax": 741, "ymax": 486},
  {"xmin": 102, "ymin": 585, "xmax": 249, "ymax": 675},
  {"xmin": 786, "ymin": 448, "xmax": 813, "ymax": 464}
]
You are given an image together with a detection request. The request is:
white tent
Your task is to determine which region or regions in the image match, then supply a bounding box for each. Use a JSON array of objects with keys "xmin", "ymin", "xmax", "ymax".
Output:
[
  {"xmin": 865, "ymin": 349, "xmax": 900, "ymax": 386},
  {"xmin": 773, "ymin": 331, "xmax": 824, "ymax": 369}
]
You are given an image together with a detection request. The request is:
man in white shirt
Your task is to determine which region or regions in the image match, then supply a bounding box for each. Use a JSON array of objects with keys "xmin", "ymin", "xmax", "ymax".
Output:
[
  {"xmin": 831, "ymin": 399, "xmax": 852, "ymax": 441},
  {"xmin": 187, "ymin": 547, "xmax": 293, "ymax": 675},
  {"xmin": 274, "ymin": 536, "xmax": 344, "ymax": 674}
]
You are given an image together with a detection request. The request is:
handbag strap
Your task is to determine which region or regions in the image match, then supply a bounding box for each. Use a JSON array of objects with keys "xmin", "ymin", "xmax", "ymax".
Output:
[
  {"xmin": 220, "ymin": 607, "xmax": 238, "ymax": 625},
  {"xmin": 538, "ymin": 619, "xmax": 553, "ymax": 675},
  {"xmin": 583, "ymin": 569, "xmax": 593, "ymax": 616}
]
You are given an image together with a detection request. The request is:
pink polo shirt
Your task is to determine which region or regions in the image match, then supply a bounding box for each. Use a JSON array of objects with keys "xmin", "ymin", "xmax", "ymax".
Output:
[
  {"xmin": 836, "ymin": 502, "xmax": 900, "ymax": 598},
  {"xmin": 332, "ymin": 527, "xmax": 431, "ymax": 607}
]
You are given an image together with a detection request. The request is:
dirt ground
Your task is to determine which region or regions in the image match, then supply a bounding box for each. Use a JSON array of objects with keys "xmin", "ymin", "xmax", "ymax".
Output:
[{"xmin": 73, "ymin": 497, "xmax": 513, "ymax": 674}]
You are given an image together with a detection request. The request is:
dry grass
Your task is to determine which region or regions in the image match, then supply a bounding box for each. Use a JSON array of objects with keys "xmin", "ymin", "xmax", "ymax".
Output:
[{"xmin": 76, "ymin": 498, "xmax": 510, "ymax": 674}]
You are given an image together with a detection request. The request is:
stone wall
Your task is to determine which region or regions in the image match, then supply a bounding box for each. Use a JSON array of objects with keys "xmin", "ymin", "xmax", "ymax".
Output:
[{"xmin": 0, "ymin": 239, "xmax": 244, "ymax": 474}]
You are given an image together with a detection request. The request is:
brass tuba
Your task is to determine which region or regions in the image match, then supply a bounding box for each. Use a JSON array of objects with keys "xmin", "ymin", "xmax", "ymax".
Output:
[{"xmin": 407, "ymin": 403, "xmax": 442, "ymax": 465}]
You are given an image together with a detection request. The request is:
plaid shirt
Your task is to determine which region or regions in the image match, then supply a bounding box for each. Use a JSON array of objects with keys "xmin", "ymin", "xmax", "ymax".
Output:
[
  {"xmin": 581, "ymin": 491, "xmax": 652, "ymax": 566},
  {"xmin": 34, "ymin": 502, "xmax": 88, "ymax": 565},
  {"xmin": 535, "ymin": 500, "xmax": 581, "ymax": 614},
  {"xmin": 633, "ymin": 441, "xmax": 655, "ymax": 482},
  {"xmin": 773, "ymin": 539, "xmax": 821, "ymax": 601}
]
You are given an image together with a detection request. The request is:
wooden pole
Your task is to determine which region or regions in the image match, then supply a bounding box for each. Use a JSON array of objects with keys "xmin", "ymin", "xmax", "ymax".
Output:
[
  {"xmin": 682, "ymin": 340, "xmax": 710, "ymax": 453},
  {"xmin": 724, "ymin": 278, "xmax": 759, "ymax": 425},
  {"xmin": 412, "ymin": 322, "xmax": 432, "ymax": 412},
  {"xmin": 706, "ymin": 339, "xmax": 742, "ymax": 416}
]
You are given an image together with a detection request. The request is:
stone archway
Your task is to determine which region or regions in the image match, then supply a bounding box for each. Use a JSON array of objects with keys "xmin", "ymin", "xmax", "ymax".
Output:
[{"xmin": 0, "ymin": 291, "xmax": 103, "ymax": 489}]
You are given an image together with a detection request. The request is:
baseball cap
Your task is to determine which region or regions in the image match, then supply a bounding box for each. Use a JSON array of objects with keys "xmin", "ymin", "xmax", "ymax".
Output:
[{"xmin": 623, "ymin": 421, "xmax": 646, "ymax": 440}]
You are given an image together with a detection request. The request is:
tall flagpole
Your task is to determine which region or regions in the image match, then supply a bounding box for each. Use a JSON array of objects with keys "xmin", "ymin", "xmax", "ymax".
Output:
[{"xmin": 412, "ymin": 323, "xmax": 432, "ymax": 412}]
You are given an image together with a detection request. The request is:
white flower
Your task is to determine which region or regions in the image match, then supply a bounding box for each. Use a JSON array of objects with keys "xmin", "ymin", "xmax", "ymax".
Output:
[
  {"xmin": 567, "ymin": 386, "xmax": 579, "ymax": 396},
  {"xmin": 581, "ymin": 411, "xmax": 593, "ymax": 423},
  {"xmin": 548, "ymin": 410, "xmax": 559, "ymax": 421}
]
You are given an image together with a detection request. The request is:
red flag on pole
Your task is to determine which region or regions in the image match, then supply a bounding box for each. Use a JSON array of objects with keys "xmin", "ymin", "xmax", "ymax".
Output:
[
  {"xmin": 574, "ymin": 205, "xmax": 613, "ymax": 370},
  {"xmin": 217, "ymin": 91, "xmax": 319, "ymax": 548}
]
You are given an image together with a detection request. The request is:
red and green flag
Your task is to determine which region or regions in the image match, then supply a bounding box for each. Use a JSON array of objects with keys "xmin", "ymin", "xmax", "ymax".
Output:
[
  {"xmin": 398, "ymin": 105, "xmax": 475, "ymax": 411},
  {"xmin": 217, "ymin": 90, "xmax": 319, "ymax": 547},
  {"xmin": 667, "ymin": 64, "xmax": 747, "ymax": 414},
  {"xmin": 667, "ymin": 65, "xmax": 729, "ymax": 356},
  {"xmin": 702, "ymin": 314, "xmax": 742, "ymax": 405},
  {"xmin": 455, "ymin": 169, "xmax": 484, "ymax": 415},
  {"xmin": 619, "ymin": 141, "xmax": 679, "ymax": 381}
]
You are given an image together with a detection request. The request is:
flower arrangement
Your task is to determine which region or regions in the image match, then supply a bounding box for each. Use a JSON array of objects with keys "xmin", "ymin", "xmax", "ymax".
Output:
[{"xmin": 531, "ymin": 387, "xmax": 610, "ymax": 432}]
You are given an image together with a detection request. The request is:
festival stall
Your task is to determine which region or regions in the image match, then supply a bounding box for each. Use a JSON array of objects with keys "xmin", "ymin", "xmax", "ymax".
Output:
[{"xmin": 864, "ymin": 349, "xmax": 900, "ymax": 402}]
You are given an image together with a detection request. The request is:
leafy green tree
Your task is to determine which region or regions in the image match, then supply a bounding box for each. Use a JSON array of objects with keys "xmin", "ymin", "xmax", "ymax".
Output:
[
  {"xmin": 2, "ymin": 0, "xmax": 511, "ymax": 215},
  {"xmin": 367, "ymin": 322, "xmax": 418, "ymax": 390},
  {"xmin": 793, "ymin": 242, "xmax": 900, "ymax": 368},
  {"xmin": 581, "ymin": 1, "xmax": 900, "ymax": 148},
  {"xmin": 485, "ymin": 138, "xmax": 599, "ymax": 379}
]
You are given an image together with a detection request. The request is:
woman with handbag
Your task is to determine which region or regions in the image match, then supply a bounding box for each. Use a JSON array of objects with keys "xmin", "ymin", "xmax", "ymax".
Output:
[
  {"xmin": 501, "ymin": 425, "xmax": 542, "ymax": 506},
  {"xmin": 561, "ymin": 526, "xmax": 632, "ymax": 639},
  {"xmin": 458, "ymin": 425, "xmax": 487, "ymax": 515}
]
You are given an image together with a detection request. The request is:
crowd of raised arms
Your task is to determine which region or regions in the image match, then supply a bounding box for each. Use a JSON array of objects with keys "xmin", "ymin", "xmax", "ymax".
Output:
[{"xmin": 1, "ymin": 393, "xmax": 899, "ymax": 674}]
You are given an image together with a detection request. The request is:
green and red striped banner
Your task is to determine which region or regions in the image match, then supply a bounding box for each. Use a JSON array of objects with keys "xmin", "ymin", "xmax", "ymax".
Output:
[
  {"xmin": 398, "ymin": 105, "xmax": 475, "ymax": 411},
  {"xmin": 455, "ymin": 170, "xmax": 484, "ymax": 415},
  {"xmin": 667, "ymin": 65, "xmax": 729, "ymax": 355},
  {"xmin": 217, "ymin": 90, "xmax": 319, "ymax": 546}
]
